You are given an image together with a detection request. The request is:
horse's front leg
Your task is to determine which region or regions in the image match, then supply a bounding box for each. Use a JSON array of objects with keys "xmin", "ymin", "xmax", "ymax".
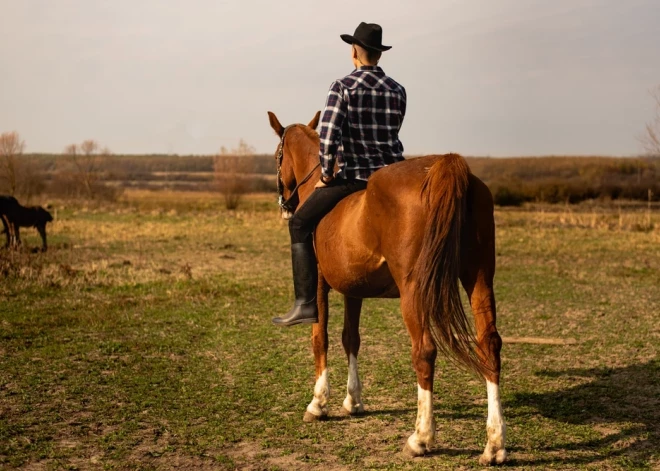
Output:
[
  {"xmin": 303, "ymin": 275, "xmax": 330, "ymax": 422},
  {"xmin": 37, "ymin": 225, "xmax": 48, "ymax": 252},
  {"xmin": 341, "ymin": 296, "xmax": 364, "ymax": 415}
]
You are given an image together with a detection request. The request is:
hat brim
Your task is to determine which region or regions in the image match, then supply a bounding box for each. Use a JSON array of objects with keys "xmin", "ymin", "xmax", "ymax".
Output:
[{"xmin": 340, "ymin": 34, "xmax": 392, "ymax": 52}]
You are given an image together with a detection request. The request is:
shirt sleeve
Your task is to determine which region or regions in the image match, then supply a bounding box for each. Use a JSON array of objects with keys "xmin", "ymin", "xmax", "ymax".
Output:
[
  {"xmin": 399, "ymin": 86, "xmax": 407, "ymax": 131},
  {"xmin": 318, "ymin": 81, "xmax": 347, "ymax": 178}
]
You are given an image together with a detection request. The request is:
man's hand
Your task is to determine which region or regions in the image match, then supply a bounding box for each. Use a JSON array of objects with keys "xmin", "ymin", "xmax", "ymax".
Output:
[{"xmin": 316, "ymin": 174, "xmax": 334, "ymax": 188}]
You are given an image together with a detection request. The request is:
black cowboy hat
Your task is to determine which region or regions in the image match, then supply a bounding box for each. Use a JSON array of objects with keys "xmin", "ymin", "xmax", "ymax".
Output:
[{"xmin": 340, "ymin": 22, "xmax": 391, "ymax": 52}]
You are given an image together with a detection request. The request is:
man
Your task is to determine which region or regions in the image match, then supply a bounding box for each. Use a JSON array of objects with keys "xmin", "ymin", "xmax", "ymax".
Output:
[{"xmin": 273, "ymin": 22, "xmax": 407, "ymax": 326}]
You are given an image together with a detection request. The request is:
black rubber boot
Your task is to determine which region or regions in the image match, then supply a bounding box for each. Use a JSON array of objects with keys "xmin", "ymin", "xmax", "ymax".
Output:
[{"xmin": 272, "ymin": 242, "xmax": 319, "ymax": 326}]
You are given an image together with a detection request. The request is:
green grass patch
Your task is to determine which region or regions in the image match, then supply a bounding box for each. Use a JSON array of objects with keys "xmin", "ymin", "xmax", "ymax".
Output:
[{"xmin": 1, "ymin": 196, "xmax": 658, "ymax": 469}]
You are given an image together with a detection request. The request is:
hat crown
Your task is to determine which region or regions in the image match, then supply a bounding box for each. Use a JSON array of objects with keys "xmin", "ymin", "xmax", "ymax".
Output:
[
  {"xmin": 341, "ymin": 22, "xmax": 391, "ymax": 52},
  {"xmin": 354, "ymin": 22, "xmax": 382, "ymax": 45}
]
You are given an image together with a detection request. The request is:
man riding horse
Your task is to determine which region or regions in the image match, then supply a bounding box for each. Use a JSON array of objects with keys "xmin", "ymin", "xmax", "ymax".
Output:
[
  {"xmin": 267, "ymin": 23, "xmax": 507, "ymax": 465},
  {"xmin": 273, "ymin": 22, "xmax": 407, "ymax": 326}
]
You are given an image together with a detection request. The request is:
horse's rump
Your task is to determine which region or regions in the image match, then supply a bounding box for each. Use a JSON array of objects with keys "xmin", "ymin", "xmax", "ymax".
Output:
[{"xmin": 314, "ymin": 154, "xmax": 468, "ymax": 297}]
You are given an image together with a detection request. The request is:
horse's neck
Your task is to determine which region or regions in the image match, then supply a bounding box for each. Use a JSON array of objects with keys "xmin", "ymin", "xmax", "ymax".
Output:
[
  {"xmin": 293, "ymin": 155, "xmax": 318, "ymax": 182},
  {"xmin": 291, "ymin": 131, "xmax": 319, "ymax": 176},
  {"xmin": 291, "ymin": 130, "xmax": 321, "ymax": 204}
]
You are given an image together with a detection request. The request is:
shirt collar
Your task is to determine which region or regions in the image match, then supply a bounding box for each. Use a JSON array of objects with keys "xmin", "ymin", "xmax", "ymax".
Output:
[{"xmin": 355, "ymin": 65, "xmax": 383, "ymax": 73}]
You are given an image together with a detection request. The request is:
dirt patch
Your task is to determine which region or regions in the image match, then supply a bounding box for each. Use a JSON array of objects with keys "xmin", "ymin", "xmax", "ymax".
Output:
[{"xmin": 221, "ymin": 441, "xmax": 350, "ymax": 471}]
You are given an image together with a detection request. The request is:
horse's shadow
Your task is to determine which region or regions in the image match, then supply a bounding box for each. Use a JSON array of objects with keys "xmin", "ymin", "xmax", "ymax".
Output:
[
  {"xmin": 325, "ymin": 407, "xmax": 482, "ymax": 422},
  {"xmin": 323, "ymin": 407, "xmax": 415, "ymax": 422},
  {"xmin": 507, "ymin": 360, "xmax": 659, "ymax": 467}
]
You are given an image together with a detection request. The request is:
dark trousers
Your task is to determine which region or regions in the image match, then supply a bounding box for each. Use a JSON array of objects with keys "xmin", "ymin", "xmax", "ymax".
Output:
[{"xmin": 289, "ymin": 179, "xmax": 367, "ymax": 244}]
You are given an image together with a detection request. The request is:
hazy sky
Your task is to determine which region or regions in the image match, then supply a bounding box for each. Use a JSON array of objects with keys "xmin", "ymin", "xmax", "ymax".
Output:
[{"xmin": 1, "ymin": 0, "xmax": 659, "ymax": 156}]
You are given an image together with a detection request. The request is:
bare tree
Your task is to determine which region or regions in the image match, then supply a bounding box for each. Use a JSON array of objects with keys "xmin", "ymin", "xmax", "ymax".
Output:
[
  {"xmin": 62, "ymin": 140, "xmax": 111, "ymax": 200},
  {"xmin": 0, "ymin": 132, "xmax": 46, "ymax": 203},
  {"xmin": 214, "ymin": 139, "xmax": 256, "ymax": 210},
  {"xmin": 0, "ymin": 131, "xmax": 25, "ymax": 195},
  {"xmin": 640, "ymin": 85, "xmax": 660, "ymax": 157},
  {"xmin": 17, "ymin": 158, "xmax": 47, "ymax": 203}
]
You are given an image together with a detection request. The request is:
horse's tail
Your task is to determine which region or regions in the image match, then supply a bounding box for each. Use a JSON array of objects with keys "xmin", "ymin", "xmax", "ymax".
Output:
[{"xmin": 413, "ymin": 153, "xmax": 489, "ymax": 378}]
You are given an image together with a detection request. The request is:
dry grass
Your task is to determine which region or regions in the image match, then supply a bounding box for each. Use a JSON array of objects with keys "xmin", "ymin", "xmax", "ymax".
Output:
[{"xmin": 1, "ymin": 192, "xmax": 289, "ymax": 292}]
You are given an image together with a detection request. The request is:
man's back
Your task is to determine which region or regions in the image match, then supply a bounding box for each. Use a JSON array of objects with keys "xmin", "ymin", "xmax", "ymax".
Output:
[{"xmin": 319, "ymin": 66, "xmax": 406, "ymax": 181}]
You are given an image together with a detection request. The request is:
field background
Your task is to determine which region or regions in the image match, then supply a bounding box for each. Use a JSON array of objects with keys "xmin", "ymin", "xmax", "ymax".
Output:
[
  {"xmin": 1, "ymin": 189, "xmax": 659, "ymax": 470},
  {"xmin": 16, "ymin": 153, "xmax": 660, "ymax": 205}
]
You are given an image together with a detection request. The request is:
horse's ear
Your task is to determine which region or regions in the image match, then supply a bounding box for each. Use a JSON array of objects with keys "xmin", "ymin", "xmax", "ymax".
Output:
[
  {"xmin": 308, "ymin": 111, "xmax": 321, "ymax": 130},
  {"xmin": 268, "ymin": 111, "xmax": 284, "ymax": 137}
]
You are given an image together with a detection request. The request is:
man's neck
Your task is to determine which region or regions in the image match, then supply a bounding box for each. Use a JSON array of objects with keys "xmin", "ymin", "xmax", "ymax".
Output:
[{"xmin": 353, "ymin": 57, "xmax": 379, "ymax": 69}]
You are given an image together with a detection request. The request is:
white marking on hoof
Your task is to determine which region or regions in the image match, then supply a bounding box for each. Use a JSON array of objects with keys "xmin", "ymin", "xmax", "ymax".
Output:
[
  {"xmin": 403, "ymin": 438, "xmax": 426, "ymax": 457},
  {"xmin": 479, "ymin": 448, "xmax": 507, "ymax": 466},
  {"xmin": 480, "ymin": 380, "xmax": 507, "ymax": 465},
  {"xmin": 342, "ymin": 396, "xmax": 365, "ymax": 415},
  {"xmin": 342, "ymin": 354, "xmax": 364, "ymax": 415},
  {"xmin": 305, "ymin": 369, "xmax": 329, "ymax": 418},
  {"xmin": 404, "ymin": 385, "xmax": 435, "ymax": 457}
]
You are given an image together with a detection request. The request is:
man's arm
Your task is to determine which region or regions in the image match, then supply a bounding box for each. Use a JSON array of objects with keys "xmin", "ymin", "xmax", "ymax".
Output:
[
  {"xmin": 398, "ymin": 86, "xmax": 407, "ymax": 131},
  {"xmin": 318, "ymin": 81, "xmax": 347, "ymax": 180}
]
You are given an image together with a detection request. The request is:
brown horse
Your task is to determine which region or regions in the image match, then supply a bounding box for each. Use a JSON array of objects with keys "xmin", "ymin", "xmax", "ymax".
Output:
[{"xmin": 268, "ymin": 111, "xmax": 507, "ymax": 466}]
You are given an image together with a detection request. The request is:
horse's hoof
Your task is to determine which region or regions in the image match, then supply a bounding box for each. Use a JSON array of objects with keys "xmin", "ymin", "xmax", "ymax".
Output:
[
  {"xmin": 303, "ymin": 411, "xmax": 326, "ymax": 422},
  {"xmin": 402, "ymin": 441, "xmax": 427, "ymax": 458},
  {"xmin": 479, "ymin": 449, "xmax": 507, "ymax": 466},
  {"xmin": 339, "ymin": 407, "xmax": 364, "ymax": 417},
  {"xmin": 340, "ymin": 403, "xmax": 365, "ymax": 416}
]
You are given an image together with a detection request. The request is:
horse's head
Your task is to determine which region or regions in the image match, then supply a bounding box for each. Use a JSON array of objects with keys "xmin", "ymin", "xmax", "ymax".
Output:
[
  {"xmin": 267, "ymin": 111, "xmax": 321, "ymax": 220},
  {"xmin": 39, "ymin": 207, "xmax": 53, "ymax": 224},
  {"xmin": 33, "ymin": 206, "xmax": 53, "ymax": 225}
]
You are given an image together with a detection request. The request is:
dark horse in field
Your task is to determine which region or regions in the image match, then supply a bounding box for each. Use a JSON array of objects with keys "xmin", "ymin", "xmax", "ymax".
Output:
[
  {"xmin": 268, "ymin": 112, "xmax": 507, "ymax": 465},
  {"xmin": 0, "ymin": 195, "xmax": 53, "ymax": 251}
]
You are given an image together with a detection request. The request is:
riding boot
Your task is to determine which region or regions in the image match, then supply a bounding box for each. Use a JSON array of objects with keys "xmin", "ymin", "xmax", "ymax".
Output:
[{"xmin": 272, "ymin": 242, "xmax": 319, "ymax": 326}]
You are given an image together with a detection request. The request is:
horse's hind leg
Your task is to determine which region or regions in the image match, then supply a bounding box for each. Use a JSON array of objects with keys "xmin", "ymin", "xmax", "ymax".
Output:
[
  {"xmin": 304, "ymin": 275, "xmax": 331, "ymax": 422},
  {"xmin": 341, "ymin": 296, "xmax": 364, "ymax": 415},
  {"xmin": 1, "ymin": 215, "xmax": 9, "ymax": 248},
  {"xmin": 400, "ymin": 287, "xmax": 437, "ymax": 457},
  {"xmin": 12, "ymin": 225, "xmax": 21, "ymax": 250},
  {"xmin": 461, "ymin": 225, "xmax": 507, "ymax": 465},
  {"xmin": 469, "ymin": 278, "xmax": 506, "ymax": 465}
]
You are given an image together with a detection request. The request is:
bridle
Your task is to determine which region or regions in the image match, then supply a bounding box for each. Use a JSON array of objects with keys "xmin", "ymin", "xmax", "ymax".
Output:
[{"xmin": 275, "ymin": 124, "xmax": 321, "ymax": 214}]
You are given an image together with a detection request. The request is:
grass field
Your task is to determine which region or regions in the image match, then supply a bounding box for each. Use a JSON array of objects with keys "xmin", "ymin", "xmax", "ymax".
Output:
[{"xmin": 1, "ymin": 192, "xmax": 659, "ymax": 470}]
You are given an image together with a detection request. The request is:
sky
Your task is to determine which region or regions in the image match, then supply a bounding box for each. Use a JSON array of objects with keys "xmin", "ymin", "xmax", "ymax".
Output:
[{"xmin": 1, "ymin": 0, "xmax": 659, "ymax": 156}]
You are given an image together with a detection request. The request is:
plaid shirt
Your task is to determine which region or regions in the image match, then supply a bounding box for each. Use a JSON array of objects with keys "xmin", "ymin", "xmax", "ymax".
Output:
[{"xmin": 319, "ymin": 66, "xmax": 406, "ymax": 181}]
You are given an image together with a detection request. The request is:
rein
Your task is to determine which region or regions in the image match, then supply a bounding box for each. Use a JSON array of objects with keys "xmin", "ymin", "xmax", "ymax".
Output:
[{"xmin": 276, "ymin": 125, "xmax": 321, "ymax": 213}]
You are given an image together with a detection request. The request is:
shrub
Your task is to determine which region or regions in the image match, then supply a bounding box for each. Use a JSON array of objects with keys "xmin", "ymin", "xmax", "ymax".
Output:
[{"xmin": 492, "ymin": 184, "xmax": 526, "ymax": 206}]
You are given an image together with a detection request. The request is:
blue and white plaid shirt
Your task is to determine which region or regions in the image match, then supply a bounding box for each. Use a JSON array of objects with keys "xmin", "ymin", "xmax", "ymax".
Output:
[{"xmin": 319, "ymin": 66, "xmax": 406, "ymax": 181}]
